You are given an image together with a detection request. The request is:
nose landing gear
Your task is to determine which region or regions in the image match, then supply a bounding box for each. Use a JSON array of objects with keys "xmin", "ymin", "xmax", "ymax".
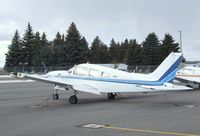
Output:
[
  {"xmin": 69, "ymin": 90, "xmax": 78, "ymax": 104},
  {"xmin": 52, "ymin": 93, "xmax": 59, "ymax": 100}
]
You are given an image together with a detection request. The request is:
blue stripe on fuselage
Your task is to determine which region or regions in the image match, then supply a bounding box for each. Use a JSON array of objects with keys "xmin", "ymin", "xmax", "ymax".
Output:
[
  {"xmin": 56, "ymin": 75, "xmax": 164, "ymax": 85},
  {"xmin": 56, "ymin": 68, "xmax": 179, "ymax": 86}
]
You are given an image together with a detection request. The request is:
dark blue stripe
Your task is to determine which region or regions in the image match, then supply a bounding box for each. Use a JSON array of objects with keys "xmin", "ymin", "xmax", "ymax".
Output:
[
  {"xmin": 158, "ymin": 55, "xmax": 182, "ymax": 81},
  {"xmin": 57, "ymin": 70, "xmax": 175, "ymax": 86},
  {"xmin": 57, "ymin": 75, "xmax": 164, "ymax": 85}
]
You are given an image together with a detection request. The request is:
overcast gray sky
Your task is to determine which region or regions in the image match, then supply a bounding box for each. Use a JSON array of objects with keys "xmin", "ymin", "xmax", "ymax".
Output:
[{"xmin": 0, "ymin": 0, "xmax": 200, "ymax": 67}]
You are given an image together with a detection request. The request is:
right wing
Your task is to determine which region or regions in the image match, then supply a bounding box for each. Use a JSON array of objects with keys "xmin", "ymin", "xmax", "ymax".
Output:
[
  {"xmin": 18, "ymin": 73, "xmax": 101, "ymax": 95},
  {"xmin": 176, "ymin": 75, "xmax": 200, "ymax": 83}
]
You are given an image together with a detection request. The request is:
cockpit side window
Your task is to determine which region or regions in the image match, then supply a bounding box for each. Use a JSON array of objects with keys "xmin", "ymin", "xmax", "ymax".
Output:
[
  {"xmin": 89, "ymin": 69, "xmax": 101, "ymax": 77},
  {"xmin": 73, "ymin": 66, "xmax": 88, "ymax": 76}
]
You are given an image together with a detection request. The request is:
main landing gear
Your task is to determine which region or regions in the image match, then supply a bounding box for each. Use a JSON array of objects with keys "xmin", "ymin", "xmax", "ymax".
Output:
[
  {"xmin": 69, "ymin": 95, "xmax": 78, "ymax": 104},
  {"xmin": 69, "ymin": 90, "xmax": 78, "ymax": 104},
  {"xmin": 107, "ymin": 93, "xmax": 115, "ymax": 100}
]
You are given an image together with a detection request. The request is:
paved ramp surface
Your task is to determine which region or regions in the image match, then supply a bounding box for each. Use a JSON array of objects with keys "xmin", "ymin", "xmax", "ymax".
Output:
[{"xmin": 0, "ymin": 77, "xmax": 200, "ymax": 136}]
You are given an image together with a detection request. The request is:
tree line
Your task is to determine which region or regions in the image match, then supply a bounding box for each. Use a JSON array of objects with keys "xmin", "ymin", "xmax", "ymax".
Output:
[{"xmin": 5, "ymin": 22, "xmax": 180, "ymax": 68}]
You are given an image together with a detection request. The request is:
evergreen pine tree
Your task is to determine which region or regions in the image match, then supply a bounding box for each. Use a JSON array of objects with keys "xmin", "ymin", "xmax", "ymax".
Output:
[
  {"xmin": 89, "ymin": 36, "xmax": 110, "ymax": 63},
  {"xmin": 5, "ymin": 30, "xmax": 23, "ymax": 67},
  {"xmin": 65, "ymin": 22, "xmax": 88, "ymax": 64},
  {"xmin": 41, "ymin": 32, "xmax": 48, "ymax": 45},
  {"xmin": 119, "ymin": 39, "xmax": 131, "ymax": 63},
  {"xmin": 61, "ymin": 34, "xmax": 65, "ymax": 43},
  {"xmin": 22, "ymin": 22, "xmax": 35, "ymax": 66},
  {"xmin": 40, "ymin": 32, "xmax": 52, "ymax": 66},
  {"xmin": 160, "ymin": 33, "xmax": 179, "ymax": 61},
  {"xmin": 53, "ymin": 32, "xmax": 63, "ymax": 45},
  {"xmin": 52, "ymin": 32, "xmax": 67, "ymax": 65},
  {"xmin": 79, "ymin": 36, "xmax": 89, "ymax": 63},
  {"xmin": 127, "ymin": 39, "xmax": 141, "ymax": 65},
  {"xmin": 32, "ymin": 31, "xmax": 42, "ymax": 66},
  {"xmin": 109, "ymin": 38, "xmax": 120, "ymax": 63},
  {"xmin": 141, "ymin": 33, "xmax": 160, "ymax": 65}
]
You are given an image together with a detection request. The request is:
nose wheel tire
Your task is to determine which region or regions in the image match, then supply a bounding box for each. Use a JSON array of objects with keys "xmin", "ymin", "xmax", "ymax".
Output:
[
  {"xmin": 69, "ymin": 95, "xmax": 78, "ymax": 104},
  {"xmin": 53, "ymin": 93, "xmax": 59, "ymax": 100},
  {"xmin": 107, "ymin": 93, "xmax": 115, "ymax": 100}
]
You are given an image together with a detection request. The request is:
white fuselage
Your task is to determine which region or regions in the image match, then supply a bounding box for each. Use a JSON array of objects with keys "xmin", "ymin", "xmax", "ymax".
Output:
[
  {"xmin": 46, "ymin": 65, "xmax": 151, "ymax": 93},
  {"xmin": 45, "ymin": 61, "xmax": 189, "ymax": 94}
]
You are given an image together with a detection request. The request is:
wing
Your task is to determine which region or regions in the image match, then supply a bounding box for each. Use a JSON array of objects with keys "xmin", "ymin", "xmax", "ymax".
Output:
[
  {"xmin": 18, "ymin": 73, "xmax": 101, "ymax": 95},
  {"xmin": 176, "ymin": 76, "xmax": 200, "ymax": 83}
]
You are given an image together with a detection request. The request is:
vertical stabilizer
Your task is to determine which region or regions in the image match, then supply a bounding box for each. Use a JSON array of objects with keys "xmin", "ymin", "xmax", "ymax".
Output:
[{"xmin": 149, "ymin": 52, "xmax": 182, "ymax": 82}]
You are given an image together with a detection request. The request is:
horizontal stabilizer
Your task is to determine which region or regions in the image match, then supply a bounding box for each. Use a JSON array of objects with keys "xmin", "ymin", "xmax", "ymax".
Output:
[{"xmin": 141, "ymin": 83, "xmax": 192, "ymax": 91}]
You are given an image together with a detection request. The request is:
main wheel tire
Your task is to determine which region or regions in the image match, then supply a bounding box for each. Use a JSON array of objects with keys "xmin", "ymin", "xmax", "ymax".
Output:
[
  {"xmin": 107, "ymin": 93, "xmax": 115, "ymax": 100},
  {"xmin": 69, "ymin": 95, "xmax": 78, "ymax": 104},
  {"xmin": 53, "ymin": 94, "xmax": 59, "ymax": 100}
]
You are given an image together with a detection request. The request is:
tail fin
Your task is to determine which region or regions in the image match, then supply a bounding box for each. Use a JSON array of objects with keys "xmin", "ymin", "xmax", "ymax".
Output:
[{"xmin": 149, "ymin": 52, "xmax": 182, "ymax": 82}]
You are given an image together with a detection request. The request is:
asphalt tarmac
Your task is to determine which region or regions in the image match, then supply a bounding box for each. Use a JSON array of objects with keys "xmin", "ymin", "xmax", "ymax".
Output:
[{"xmin": 0, "ymin": 77, "xmax": 200, "ymax": 136}]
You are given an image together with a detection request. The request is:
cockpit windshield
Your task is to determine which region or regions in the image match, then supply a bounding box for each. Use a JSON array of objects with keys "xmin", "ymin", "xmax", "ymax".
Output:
[
  {"xmin": 73, "ymin": 66, "xmax": 89, "ymax": 76},
  {"xmin": 68, "ymin": 67, "xmax": 75, "ymax": 74}
]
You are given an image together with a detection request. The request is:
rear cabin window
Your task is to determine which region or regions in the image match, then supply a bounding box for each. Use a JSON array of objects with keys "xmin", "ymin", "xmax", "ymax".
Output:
[
  {"xmin": 182, "ymin": 68, "xmax": 193, "ymax": 74},
  {"xmin": 89, "ymin": 69, "xmax": 101, "ymax": 77},
  {"xmin": 195, "ymin": 69, "xmax": 200, "ymax": 75},
  {"xmin": 73, "ymin": 66, "xmax": 88, "ymax": 76}
]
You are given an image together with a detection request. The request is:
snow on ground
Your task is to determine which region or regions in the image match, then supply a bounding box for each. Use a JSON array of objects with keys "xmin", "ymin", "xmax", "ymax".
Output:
[
  {"xmin": 0, "ymin": 75, "xmax": 12, "ymax": 78},
  {"xmin": 0, "ymin": 79, "xmax": 35, "ymax": 83}
]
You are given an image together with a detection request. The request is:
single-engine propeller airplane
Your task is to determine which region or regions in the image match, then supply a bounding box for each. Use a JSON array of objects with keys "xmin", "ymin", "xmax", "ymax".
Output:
[
  {"xmin": 18, "ymin": 52, "xmax": 191, "ymax": 104},
  {"xmin": 176, "ymin": 66, "xmax": 200, "ymax": 88}
]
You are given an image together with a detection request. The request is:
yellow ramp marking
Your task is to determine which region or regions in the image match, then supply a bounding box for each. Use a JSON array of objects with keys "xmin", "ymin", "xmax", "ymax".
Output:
[{"xmin": 105, "ymin": 126, "xmax": 199, "ymax": 136}]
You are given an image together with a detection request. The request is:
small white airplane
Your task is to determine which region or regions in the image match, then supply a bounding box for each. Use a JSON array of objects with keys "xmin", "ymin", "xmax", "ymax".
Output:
[
  {"xmin": 176, "ymin": 66, "xmax": 200, "ymax": 88},
  {"xmin": 18, "ymin": 52, "xmax": 191, "ymax": 104}
]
